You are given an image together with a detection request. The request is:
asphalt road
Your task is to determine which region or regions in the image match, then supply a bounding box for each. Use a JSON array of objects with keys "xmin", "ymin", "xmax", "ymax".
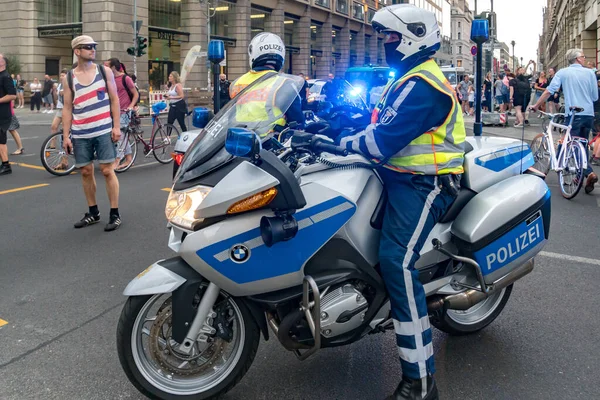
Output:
[{"xmin": 1, "ymin": 116, "xmax": 600, "ymax": 400}]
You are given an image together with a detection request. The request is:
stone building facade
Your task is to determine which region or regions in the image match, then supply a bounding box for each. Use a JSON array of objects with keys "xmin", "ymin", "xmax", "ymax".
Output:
[
  {"xmin": 539, "ymin": 0, "xmax": 599, "ymax": 71},
  {"xmin": 449, "ymin": 0, "xmax": 474, "ymax": 74},
  {"xmin": 0, "ymin": 0, "xmax": 393, "ymax": 91}
]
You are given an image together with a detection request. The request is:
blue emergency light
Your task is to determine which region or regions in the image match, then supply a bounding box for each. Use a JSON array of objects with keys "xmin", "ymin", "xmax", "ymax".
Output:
[
  {"xmin": 470, "ymin": 19, "xmax": 489, "ymax": 44},
  {"xmin": 208, "ymin": 40, "xmax": 225, "ymax": 64},
  {"xmin": 225, "ymin": 128, "xmax": 261, "ymax": 158}
]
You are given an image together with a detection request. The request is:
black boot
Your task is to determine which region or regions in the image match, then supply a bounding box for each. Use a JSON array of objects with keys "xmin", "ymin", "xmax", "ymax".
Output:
[
  {"xmin": 0, "ymin": 162, "xmax": 12, "ymax": 175},
  {"xmin": 385, "ymin": 376, "xmax": 438, "ymax": 400}
]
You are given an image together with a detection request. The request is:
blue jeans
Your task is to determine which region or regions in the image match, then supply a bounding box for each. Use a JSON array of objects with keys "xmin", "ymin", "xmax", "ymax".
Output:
[
  {"xmin": 73, "ymin": 133, "xmax": 116, "ymax": 168},
  {"xmin": 570, "ymin": 115, "xmax": 594, "ymax": 177},
  {"xmin": 378, "ymin": 171, "xmax": 456, "ymax": 379}
]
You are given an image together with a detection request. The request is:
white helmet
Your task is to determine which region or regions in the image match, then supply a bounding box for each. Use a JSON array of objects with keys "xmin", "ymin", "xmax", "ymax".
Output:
[
  {"xmin": 248, "ymin": 32, "xmax": 286, "ymax": 71},
  {"xmin": 372, "ymin": 4, "xmax": 440, "ymax": 64}
]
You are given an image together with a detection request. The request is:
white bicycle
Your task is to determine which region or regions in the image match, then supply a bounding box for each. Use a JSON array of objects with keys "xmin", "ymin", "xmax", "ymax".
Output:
[{"xmin": 530, "ymin": 107, "xmax": 589, "ymax": 199}]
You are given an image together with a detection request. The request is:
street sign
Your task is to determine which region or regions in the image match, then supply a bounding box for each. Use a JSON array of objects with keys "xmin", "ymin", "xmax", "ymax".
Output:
[
  {"xmin": 471, "ymin": 46, "xmax": 478, "ymax": 56},
  {"xmin": 131, "ymin": 20, "xmax": 142, "ymax": 34}
]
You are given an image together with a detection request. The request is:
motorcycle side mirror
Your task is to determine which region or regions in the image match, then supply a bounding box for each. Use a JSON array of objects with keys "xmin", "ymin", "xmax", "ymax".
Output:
[{"xmin": 225, "ymin": 128, "xmax": 262, "ymax": 159}]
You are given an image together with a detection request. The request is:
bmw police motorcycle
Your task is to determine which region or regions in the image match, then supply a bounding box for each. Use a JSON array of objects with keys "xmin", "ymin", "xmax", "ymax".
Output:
[{"xmin": 117, "ymin": 73, "xmax": 551, "ymax": 399}]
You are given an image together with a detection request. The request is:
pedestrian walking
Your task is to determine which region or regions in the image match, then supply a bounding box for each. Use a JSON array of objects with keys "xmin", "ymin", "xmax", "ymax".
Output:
[
  {"xmin": 165, "ymin": 71, "xmax": 187, "ymax": 132},
  {"xmin": 8, "ymin": 100, "xmax": 23, "ymax": 155},
  {"xmin": 533, "ymin": 71, "xmax": 549, "ymax": 112},
  {"xmin": 16, "ymin": 74, "xmax": 25, "ymax": 108},
  {"xmin": 494, "ymin": 74, "xmax": 506, "ymax": 112},
  {"xmin": 218, "ymin": 73, "xmax": 231, "ymax": 110},
  {"xmin": 459, "ymin": 75, "xmax": 470, "ymax": 114},
  {"xmin": 0, "ymin": 53, "xmax": 17, "ymax": 176},
  {"xmin": 30, "ymin": 77, "xmax": 42, "ymax": 112},
  {"xmin": 532, "ymin": 48, "xmax": 598, "ymax": 194},
  {"xmin": 468, "ymin": 83, "xmax": 475, "ymax": 116},
  {"xmin": 483, "ymin": 71, "xmax": 492, "ymax": 112},
  {"xmin": 546, "ymin": 68, "xmax": 560, "ymax": 113},
  {"xmin": 509, "ymin": 66, "xmax": 532, "ymax": 127},
  {"xmin": 42, "ymin": 74, "xmax": 54, "ymax": 113},
  {"xmin": 62, "ymin": 35, "xmax": 123, "ymax": 231},
  {"xmin": 106, "ymin": 57, "xmax": 138, "ymax": 169}
]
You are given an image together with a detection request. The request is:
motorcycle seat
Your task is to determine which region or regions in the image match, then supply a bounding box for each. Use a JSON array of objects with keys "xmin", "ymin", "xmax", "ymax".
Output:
[{"xmin": 370, "ymin": 185, "xmax": 476, "ymax": 230}]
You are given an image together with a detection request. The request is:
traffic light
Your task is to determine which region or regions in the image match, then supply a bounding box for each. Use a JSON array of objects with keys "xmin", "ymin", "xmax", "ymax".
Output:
[
  {"xmin": 136, "ymin": 36, "xmax": 148, "ymax": 57},
  {"xmin": 127, "ymin": 46, "xmax": 136, "ymax": 56}
]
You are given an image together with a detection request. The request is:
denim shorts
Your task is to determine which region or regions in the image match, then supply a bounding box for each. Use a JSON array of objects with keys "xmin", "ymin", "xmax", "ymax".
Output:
[
  {"xmin": 73, "ymin": 133, "xmax": 116, "ymax": 168},
  {"xmin": 43, "ymin": 94, "xmax": 53, "ymax": 105}
]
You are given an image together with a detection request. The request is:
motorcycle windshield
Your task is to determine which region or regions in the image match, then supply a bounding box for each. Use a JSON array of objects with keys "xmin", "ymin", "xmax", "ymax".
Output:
[{"xmin": 177, "ymin": 73, "xmax": 305, "ymax": 182}]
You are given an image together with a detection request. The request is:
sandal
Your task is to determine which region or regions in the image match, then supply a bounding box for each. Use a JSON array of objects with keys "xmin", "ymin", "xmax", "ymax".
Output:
[{"xmin": 11, "ymin": 148, "xmax": 24, "ymax": 155}]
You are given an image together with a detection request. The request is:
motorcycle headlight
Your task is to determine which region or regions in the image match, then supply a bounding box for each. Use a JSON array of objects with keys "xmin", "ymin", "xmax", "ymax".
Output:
[{"xmin": 165, "ymin": 186, "xmax": 211, "ymax": 230}]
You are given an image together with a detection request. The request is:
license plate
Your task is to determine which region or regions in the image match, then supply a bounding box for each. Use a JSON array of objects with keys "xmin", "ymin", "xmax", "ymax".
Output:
[{"xmin": 473, "ymin": 212, "xmax": 544, "ymax": 276}]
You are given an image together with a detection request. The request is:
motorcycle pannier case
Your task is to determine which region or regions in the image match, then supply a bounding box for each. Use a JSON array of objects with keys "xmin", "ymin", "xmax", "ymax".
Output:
[{"xmin": 451, "ymin": 175, "xmax": 550, "ymax": 284}]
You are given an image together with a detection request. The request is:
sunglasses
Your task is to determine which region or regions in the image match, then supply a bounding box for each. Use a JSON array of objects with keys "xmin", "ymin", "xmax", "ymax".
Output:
[{"xmin": 78, "ymin": 44, "xmax": 97, "ymax": 51}]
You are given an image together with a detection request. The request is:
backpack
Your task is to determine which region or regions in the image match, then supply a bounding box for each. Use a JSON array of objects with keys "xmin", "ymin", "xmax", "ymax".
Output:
[
  {"xmin": 122, "ymin": 74, "xmax": 140, "ymax": 106},
  {"xmin": 67, "ymin": 64, "xmax": 108, "ymax": 100},
  {"xmin": 501, "ymin": 81, "xmax": 509, "ymax": 96}
]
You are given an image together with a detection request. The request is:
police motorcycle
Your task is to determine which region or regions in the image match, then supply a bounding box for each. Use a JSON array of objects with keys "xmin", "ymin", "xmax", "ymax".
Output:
[{"xmin": 117, "ymin": 73, "xmax": 551, "ymax": 399}]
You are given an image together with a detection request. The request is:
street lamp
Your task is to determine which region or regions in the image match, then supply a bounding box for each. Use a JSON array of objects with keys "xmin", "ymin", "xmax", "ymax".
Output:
[{"xmin": 511, "ymin": 40, "xmax": 516, "ymax": 71}]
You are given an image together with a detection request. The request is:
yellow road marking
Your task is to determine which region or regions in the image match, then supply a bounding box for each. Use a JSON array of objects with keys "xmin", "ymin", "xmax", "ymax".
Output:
[
  {"xmin": 162, "ymin": 188, "xmax": 171, "ymax": 192},
  {"xmin": 10, "ymin": 162, "xmax": 46, "ymax": 171},
  {"xmin": 0, "ymin": 319, "xmax": 8, "ymax": 327},
  {"xmin": 0, "ymin": 183, "xmax": 49, "ymax": 195},
  {"xmin": 10, "ymin": 161, "xmax": 78, "ymax": 174}
]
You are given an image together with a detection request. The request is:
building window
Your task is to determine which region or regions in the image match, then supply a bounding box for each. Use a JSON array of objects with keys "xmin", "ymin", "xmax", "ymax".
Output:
[
  {"xmin": 39, "ymin": 0, "xmax": 82, "ymax": 25},
  {"xmin": 210, "ymin": 2, "xmax": 236, "ymax": 39},
  {"xmin": 45, "ymin": 59, "xmax": 60, "ymax": 77},
  {"xmin": 458, "ymin": 21, "xmax": 461, "ymax": 28},
  {"xmin": 315, "ymin": 0, "xmax": 331, "ymax": 8},
  {"xmin": 250, "ymin": 8, "xmax": 271, "ymax": 39},
  {"xmin": 352, "ymin": 2, "xmax": 364, "ymax": 20},
  {"xmin": 311, "ymin": 22, "xmax": 322, "ymax": 48},
  {"xmin": 367, "ymin": 8, "xmax": 376, "ymax": 23},
  {"xmin": 336, "ymin": 0, "xmax": 348, "ymax": 14},
  {"xmin": 284, "ymin": 16, "xmax": 298, "ymax": 47},
  {"xmin": 150, "ymin": 0, "xmax": 182, "ymax": 30},
  {"xmin": 459, "ymin": 46, "xmax": 462, "ymax": 54},
  {"xmin": 332, "ymin": 27, "xmax": 341, "ymax": 53},
  {"xmin": 458, "ymin": 32, "xmax": 461, "ymax": 40}
]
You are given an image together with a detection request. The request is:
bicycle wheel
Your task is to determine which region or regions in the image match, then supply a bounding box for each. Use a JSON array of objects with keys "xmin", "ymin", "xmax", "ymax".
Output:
[
  {"xmin": 559, "ymin": 140, "xmax": 585, "ymax": 200},
  {"xmin": 40, "ymin": 132, "xmax": 76, "ymax": 176},
  {"xmin": 151, "ymin": 123, "xmax": 179, "ymax": 164},
  {"xmin": 529, "ymin": 133, "xmax": 551, "ymax": 175},
  {"xmin": 115, "ymin": 132, "xmax": 138, "ymax": 173}
]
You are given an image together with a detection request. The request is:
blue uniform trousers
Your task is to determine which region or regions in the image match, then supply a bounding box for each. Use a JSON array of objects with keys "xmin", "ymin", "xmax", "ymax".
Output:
[{"xmin": 378, "ymin": 170, "xmax": 456, "ymax": 380}]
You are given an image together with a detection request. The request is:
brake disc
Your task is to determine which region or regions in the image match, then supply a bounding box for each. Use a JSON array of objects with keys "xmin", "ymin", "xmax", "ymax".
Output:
[{"xmin": 148, "ymin": 303, "xmax": 226, "ymax": 377}]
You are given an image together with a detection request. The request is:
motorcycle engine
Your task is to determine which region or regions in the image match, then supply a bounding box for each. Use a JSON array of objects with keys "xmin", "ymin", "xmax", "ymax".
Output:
[{"xmin": 320, "ymin": 284, "xmax": 369, "ymax": 338}]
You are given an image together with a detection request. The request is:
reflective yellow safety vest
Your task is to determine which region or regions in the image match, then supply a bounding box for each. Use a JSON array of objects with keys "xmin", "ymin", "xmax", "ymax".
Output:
[
  {"xmin": 372, "ymin": 60, "xmax": 466, "ymax": 175},
  {"xmin": 229, "ymin": 70, "xmax": 287, "ymax": 137}
]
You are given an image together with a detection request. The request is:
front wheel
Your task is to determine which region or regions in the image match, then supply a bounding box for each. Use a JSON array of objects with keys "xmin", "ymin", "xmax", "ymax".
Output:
[
  {"xmin": 152, "ymin": 123, "xmax": 180, "ymax": 164},
  {"xmin": 40, "ymin": 132, "xmax": 76, "ymax": 176},
  {"xmin": 530, "ymin": 133, "xmax": 551, "ymax": 175},
  {"xmin": 430, "ymin": 285, "xmax": 513, "ymax": 335},
  {"xmin": 117, "ymin": 289, "xmax": 260, "ymax": 400},
  {"xmin": 115, "ymin": 132, "xmax": 138, "ymax": 173},
  {"xmin": 559, "ymin": 140, "xmax": 586, "ymax": 200}
]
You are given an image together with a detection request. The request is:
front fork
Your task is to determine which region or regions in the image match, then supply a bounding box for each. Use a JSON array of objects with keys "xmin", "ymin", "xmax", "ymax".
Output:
[{"xmin": 177, "ymin": 282, "xmax": 221, "ymax": 355}]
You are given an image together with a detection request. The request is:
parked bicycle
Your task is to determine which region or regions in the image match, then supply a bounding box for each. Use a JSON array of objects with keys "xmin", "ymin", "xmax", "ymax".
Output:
[
  {"xmin": 115, "ymin": 105, "xmax": 180, "ymax": 173},
  {"xmin": 529, "ymin": 107, "xmax": 589, "ymax": 199}
]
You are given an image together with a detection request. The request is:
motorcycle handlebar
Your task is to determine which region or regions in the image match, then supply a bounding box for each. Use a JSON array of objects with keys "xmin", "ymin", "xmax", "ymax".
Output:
[{"xmin": 312, "ymin": 139, "xmax": 348, "ymax": 156}]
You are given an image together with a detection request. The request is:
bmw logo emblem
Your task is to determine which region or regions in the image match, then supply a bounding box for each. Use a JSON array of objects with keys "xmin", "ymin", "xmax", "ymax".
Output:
[
  {"xmin": 230, "ymin": 244, "xmax": 250, "ymax": 263},
  {"xmin": 183, "ymin": 135, "xmax": 189, "ymax": 141}
]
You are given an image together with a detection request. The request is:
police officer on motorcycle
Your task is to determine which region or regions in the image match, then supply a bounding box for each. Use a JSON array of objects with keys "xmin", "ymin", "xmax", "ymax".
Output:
[
  {"xmin": 337, "ymin": 5, "xmax": 466, "ymax": 399},
  {"xmin": 229, "ymin": 32, "xmax": 304, "ymax": 134}
]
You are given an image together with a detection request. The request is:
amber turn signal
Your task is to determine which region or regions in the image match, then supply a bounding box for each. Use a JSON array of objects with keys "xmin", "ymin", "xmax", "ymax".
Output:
[{"xmin": 227, "ymin": 188, "xmax": 278, "ymax": 214}]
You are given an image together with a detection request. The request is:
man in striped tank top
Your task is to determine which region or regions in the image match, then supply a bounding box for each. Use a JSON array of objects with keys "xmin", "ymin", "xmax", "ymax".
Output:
[{"xmin": 62, "ymin": 35, "xmax": 123, "ymax": 231}]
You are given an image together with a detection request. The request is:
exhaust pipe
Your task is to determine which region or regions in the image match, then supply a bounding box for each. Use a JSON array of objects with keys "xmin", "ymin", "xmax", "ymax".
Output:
[{"xmin": 429, "ymin": 258, "xmax": 535, "ymax": 311}]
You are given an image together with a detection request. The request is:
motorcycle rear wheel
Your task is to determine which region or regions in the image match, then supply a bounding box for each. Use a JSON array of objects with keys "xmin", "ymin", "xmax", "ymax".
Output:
[
  {"xmin": 117, "ymin": 291, "xmax": 260, "ymax": 400},
  {"xmin": 430, "ymin": 284, "xmax": 513, "ymax": 336}
]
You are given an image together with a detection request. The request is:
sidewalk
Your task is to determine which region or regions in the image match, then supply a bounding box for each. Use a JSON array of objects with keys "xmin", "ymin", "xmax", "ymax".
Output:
[{"xmin": 463, "ymin": 113, "xmax": 542, "ymax": 142}]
